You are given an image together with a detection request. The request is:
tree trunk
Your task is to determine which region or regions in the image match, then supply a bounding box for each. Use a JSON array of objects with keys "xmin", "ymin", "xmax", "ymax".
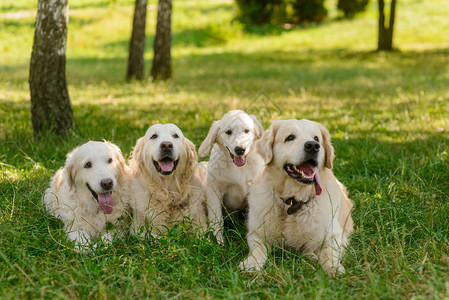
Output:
[
  {"xmin": 377, "ymin": 0, "xmax": 396, "ymax": 51},
  {"xmin": 387, "ymin": 0, "xmax": 396, "ymax": 48},
  {"xmin": 150, "ymin": 0, "xmax": 172, "ymax": 81},
  {"xmin": 127, "ymin": 0, "xmax": 148, "ymax": 81},
  {"xmin": 30, "ymin": 0, "xmax": 74, "ymax": 136}
]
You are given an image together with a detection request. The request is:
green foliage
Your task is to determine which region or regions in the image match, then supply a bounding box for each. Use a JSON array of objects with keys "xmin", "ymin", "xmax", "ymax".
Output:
[
  {"xmin": 291, "ymin": 0, "xmax": 328, "ymax": 23},
  {"xmin": 235, "ymin": 0, "xmax": 328, "ymax": 25},
  {"xmin": 235, "ymin": 0, "xmax": 283, "ymax": 25},
  {"xmin": 337, "ymin": 0, "xmax": 370, "ymax": 18},
  {"xmin": 1, "ymin": 0, "xmax": 449, "ymax": 298}
]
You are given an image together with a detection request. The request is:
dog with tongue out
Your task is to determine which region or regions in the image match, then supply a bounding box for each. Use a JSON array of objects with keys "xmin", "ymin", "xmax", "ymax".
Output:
[
  {"xmin": 198, "ymin": 110, "xmax": 265, "ymax": 245},
  {"xmin": 240, "ymin": 119, "xmax": 354, "ymax": 275},
  {"xmin": 129, "ymin": 124, "xmax": 208, "ymax": 238},
  {"xmin": 43, "ymin": 141, "xmax": 131, "ymax": 250}
]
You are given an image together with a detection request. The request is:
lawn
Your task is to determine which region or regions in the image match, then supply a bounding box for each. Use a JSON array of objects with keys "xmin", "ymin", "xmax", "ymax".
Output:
[{"xmin": 1, "ymin": 0, "xmax": 449, "ymax": 298}]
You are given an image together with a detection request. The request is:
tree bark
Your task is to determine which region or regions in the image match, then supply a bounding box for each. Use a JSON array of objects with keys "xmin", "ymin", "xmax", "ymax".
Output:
[
  {"xmin": 150, "ymin": 0, "xmax": 172, "ymax": 81},
  {"xmin": 127, "ymin": 0, "xmax": 148, "ymax": 81},
  {"xmin": 30, "ymin": 0, "xmax": 74, "ymax": 136},
  {"xmin": 377, "ymin": 0, "xmax": 396, "ymax": 51},
  {"xmin": 387, "ymin": 0, "xmax": 396, "ymax": 48}
]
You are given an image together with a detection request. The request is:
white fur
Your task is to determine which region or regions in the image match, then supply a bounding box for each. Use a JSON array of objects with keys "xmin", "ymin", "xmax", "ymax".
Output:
[
  {"xmin": 239, "ymin": 119, "xmax": 354, "ymax": 274},
  {"xmin": 129, "ymin": 124, "xmax": 207, "ymax": 237},
  {"xmin": 198, "ymin": 110, "xmax": 264, "ymax": 244},
  {"xmin": 43, "ymin": 141, "xmax": 131, "ymax": 249}
]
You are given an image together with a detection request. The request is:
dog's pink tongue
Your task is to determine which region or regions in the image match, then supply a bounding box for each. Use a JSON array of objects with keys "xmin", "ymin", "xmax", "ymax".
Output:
[
  {"xmin": 233, "ymin": 156, "xmax": 246, "ymax": 167},
  {"xmin": 313, "ymin": 166, "xmax": 322, "ymax": 196},
  {"xmin": 298, "ymin": 164, "xmax": 315, "ymax": 176},
  {"xmin": 98, "ymin": 193, "xmax": 113, "ymax": 214},
  {"xmin": 159, "ymin": 160, "xmax": 174, "ymax": 172}
]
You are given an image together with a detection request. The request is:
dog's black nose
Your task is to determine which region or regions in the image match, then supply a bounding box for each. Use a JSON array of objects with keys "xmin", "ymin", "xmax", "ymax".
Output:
[
  {"xmin": 100, "ymin": 178, "xmax": 113, "ymax": 190},
  {"xmin": 160, "ymin": 141, "xmax": 173, "ymax": 151},
  {"xmin": 304, "ymin": 141, "xmax": 320, "ymax": 153},
  {"xmin": 234, "ymin": 146, "xmax": 246, "ymax": 156}
]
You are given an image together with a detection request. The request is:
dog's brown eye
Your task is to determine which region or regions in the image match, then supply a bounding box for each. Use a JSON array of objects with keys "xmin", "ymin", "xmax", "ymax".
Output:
[
  {"xmin": 244, "ymin": 129, "xmax": 250, "ymax": 134},
  {"xmin": 314, "ymin": 136, "xmax": 319, "ymax": 142},
  {"xmin": 107, "ymin": 158, "xmax": 113, "ymax": 164},
  {"xmin": 225, "ymin": 130, "xmax": 232, "ymax": 135},
  {"xmin": 173, "ymin": 133, "xmax": 179, "ymax": 138},
  {"xmin": 285, "ymin": 134, "xmax": 295, "ymax": 142},
  {"xmin": 150, "ymin": 134, "xmax": 158, "ymax": 139},
  {"xmin": 84, "ymin": 162, "xmax": 92, "ymax": 168}
]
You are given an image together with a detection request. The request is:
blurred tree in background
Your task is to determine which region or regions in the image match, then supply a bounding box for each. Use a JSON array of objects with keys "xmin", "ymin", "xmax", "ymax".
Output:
[
  {"xmin": 337, "ymin": 0, "xmax": 370, "ymax": 18},
  {"xmin": 151, "ymin": 0, "xmax": 172, "ymax": 81},
  {"xmin": 235, "ymin": 0, "xmax": 283, "ymax": 25},
  {"xmin": 291, "ymin": 0, "xmax": 327, "ymax": 23},
  {"xmin": 29, "ymin": 0, "xmax": 74, "ymax": 137},
  {"xmin": 127, "ymin": 0, "xmax": 148, "ymax": 81},
  {"xmin": 235, "ymin": 0, "xmax": 371, "ymax": 26},
  {"xmin": 378, "ymin": 0, "xmax": 397, "ymax": 51}
]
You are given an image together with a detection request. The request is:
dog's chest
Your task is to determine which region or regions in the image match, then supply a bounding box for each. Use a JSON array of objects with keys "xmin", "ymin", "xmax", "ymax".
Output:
[{"xmin": 282, "ymin": 201, "xmax": 328, "ymax": 250}]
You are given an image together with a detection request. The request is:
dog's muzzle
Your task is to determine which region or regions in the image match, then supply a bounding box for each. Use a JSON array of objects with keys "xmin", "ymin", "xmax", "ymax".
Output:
[
  {"xmin": 283, "ymin": 158, "xmax": 322, "ymax": 195},
  {"xmin": 86, "ymin": 183, "xmax": 114, "ymax": 214},
  {"xmin": 226, "ymin": 147, "xmax": 247, "ymax": 167}
]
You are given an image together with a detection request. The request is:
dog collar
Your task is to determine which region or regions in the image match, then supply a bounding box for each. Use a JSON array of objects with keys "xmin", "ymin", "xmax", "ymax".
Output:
[{"xmin": 281, "ymin": 196, "xmax": 312, "ymax": 215}]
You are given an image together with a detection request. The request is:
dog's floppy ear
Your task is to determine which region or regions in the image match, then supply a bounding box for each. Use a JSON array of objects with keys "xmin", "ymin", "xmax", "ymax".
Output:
[
  {"xmin": 184, "ymin": 137, "xmax": 198, "ymax": 163},
  {"xmin": 63, "ymin": 149, "xmax": 77, "ymax": 190},
  {"xmin": 198, "ymin": 120, "xmax": 220, "ymax": 157},
  {"xmin": 131, "ymin": 136, "xmax": 147, "ymax": 170},
  {"xmin": 250, "ymin": 115, "xmax": 264, "ymax": 140},
  {"xmin": 182, "ymin": 137, "xmax": 198, "ymax": 180},
  {"xmin": 257, "ymin": 120, "xmax": 280, "ymax": 165},
  {"xmin": 319, "ymin": 123, "xmax": 335, "ymax": 169}
]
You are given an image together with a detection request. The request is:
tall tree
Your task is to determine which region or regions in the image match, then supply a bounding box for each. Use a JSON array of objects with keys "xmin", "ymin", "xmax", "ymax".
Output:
[
  {"xmin": 30, "ymin": 0, "xmax": 74, "ymax": 136},
  {"xmin": 127, "ymin": 0, "xmax": 148, "ymax": 81},
  {"xmin": 150, "ymin": 0, "xmax": 172, "ymax": 81},
  {"xmin": 377, "ymin": 0, "xmax": 397, "ymax": 51}
]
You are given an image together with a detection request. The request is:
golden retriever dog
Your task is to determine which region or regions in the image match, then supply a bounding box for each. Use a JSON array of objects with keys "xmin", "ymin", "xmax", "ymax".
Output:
[
  {"xmin": 198, "ymin": 110, "xmax": 264, "ymax": 244},
  {"xmin": 129, "ymin": 124, "xmax": 207, "ymax": 237},
  {"xmin": 239, "ymin": 119, "xmax": 354, "ymax": 274},
  {"xmin": 43, "ymin": 141, "xmax": 131, "ymax": 249}
]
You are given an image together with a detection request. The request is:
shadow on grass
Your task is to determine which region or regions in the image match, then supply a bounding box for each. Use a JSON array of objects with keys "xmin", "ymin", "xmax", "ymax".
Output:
[
  {"xmin": 103, "ymin": 23, "xmax": 234, "ymax": 53},
  {"xmin": 4, "ymin": 47, "xmax": 448, "ymax": 90}
]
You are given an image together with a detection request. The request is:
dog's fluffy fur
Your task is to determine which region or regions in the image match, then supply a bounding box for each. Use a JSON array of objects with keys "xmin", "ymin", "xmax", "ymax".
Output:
[
  {"xmin": 239, "ymin": 119, "xmax": 354, "ymax": 274},
  {"xmin": 43, "ymin": 141, "xmax": 131, "ymax": 248},
  {"xmin": 198, "ymin": 110, "xmax": 264, "ymax": 244},
  {"xmin": 129, "ymin": 124, "xmax": 207, "ymax": 236}
]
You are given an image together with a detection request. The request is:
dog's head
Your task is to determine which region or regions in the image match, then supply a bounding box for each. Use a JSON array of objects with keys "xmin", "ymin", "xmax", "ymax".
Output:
[
  {"xmin": 64, "ymin": 141, "xmax": 126, "ymax": 214},
  {"xmin": 258, "ymin": 119, "xmax": 335, "ymax": 195},
  {"xmin": 198, "ymin": 110, "xmax": 263, "ymax": 167},
  {"xmin": 132, "ymin": 123, "xmax": 197, "ymax": 179}
]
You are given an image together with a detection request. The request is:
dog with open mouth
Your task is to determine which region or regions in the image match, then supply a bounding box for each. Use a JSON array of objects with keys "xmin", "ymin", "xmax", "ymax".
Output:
[
  {"xmin": 198, "ymin": 110, "xmax": 264, "ymax": 244},
  {"xmin": 239, "ymin": 119, "xmax": 354, "ymax": 274},
  {"xmin": 43, "ymin": 141, "xmax": 131, "ymax": 249},
  {"xmin": 129, "ymin": 124, "xmax": 208, "ymax": 237}
]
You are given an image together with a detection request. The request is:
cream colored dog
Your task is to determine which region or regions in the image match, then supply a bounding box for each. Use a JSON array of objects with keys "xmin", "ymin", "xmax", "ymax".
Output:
[
  {"xmin": 129, "ymin": 124, "xmax": 207, "ymax": 237},
  {"xmin": 240, "ymin": 119, "xmax": 354, "ymax": 274},
  {"xmin": 43, "ymin": 141, "xmax": 131, "ymax": 249},
  {"xmin": 198, "ymin": 110, "xmax": 264, "ymax": 244}
]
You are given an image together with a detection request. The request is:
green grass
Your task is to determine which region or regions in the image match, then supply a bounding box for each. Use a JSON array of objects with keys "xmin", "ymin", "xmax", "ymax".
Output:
[{"xmin": 1, "ymin": 0, "xmax": 449, "ymax": 298}]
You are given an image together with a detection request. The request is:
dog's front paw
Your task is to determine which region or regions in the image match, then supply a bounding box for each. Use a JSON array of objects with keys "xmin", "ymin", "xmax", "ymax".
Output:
[
  {"xmin": 322, "ymin": 261, "xmax": 345, "ymax": 276},
  {"xmin": 100, "ymin": 233, "xmax": 113, "ymax": 246},
  {"xmin": 239, "ymin": 257, "xmax": 262, "ymax": 271},
  {"xmin": 334, "ymin": 264, "xmax": 345, "ymax": 275},
  {"xmin": 216, "ymin": 233, "xmax": 224, "ymax": 245}
]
